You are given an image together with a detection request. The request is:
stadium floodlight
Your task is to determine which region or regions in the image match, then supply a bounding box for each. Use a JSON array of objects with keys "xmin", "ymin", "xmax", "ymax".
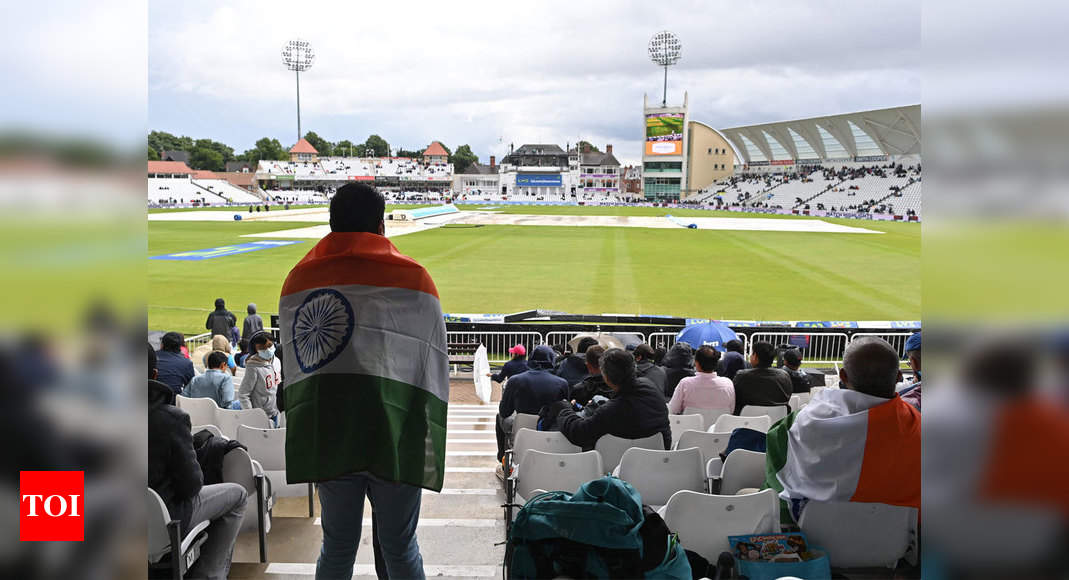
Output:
[
  {"xmin": 648, "ymin": 31, "xmax": 681, "ymax": 107},
  {"xmin": 281, "ymin": 39, "xmax": 316, "ymax": 143}
]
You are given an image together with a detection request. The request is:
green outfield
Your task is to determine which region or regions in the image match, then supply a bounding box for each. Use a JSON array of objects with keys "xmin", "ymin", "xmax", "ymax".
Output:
[{"xmin": 148, "ymin": 206, "xmax": 920, "ymax": 335}]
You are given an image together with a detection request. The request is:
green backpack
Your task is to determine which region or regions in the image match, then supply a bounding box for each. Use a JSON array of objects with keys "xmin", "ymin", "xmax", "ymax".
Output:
[{"xmin": 507, "ymin": 476, "xmax": 691, "ymax": 579}]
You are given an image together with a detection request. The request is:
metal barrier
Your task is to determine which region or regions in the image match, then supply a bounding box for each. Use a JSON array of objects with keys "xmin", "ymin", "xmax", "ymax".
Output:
[
  {"xmin": 185, "ymin": 332, "xmax": 213, "ymax": 353},
  {"xmin": 446, "ymin": 331, "xmax": 543, "ymax": 364},
  {"xmin": 747, "ymin": 332, "xmax": 850, "ymax": 365},
  {"xmin": 850, "ymin": 332, "xmax": 916, "ymax": 359},
  {"xmin": 646, "ymin": 332, "xmax": 677, "ymax": 350},
  {"xmin": 544, "ymin": 331, "xmax": 645, "ymax": 350}
]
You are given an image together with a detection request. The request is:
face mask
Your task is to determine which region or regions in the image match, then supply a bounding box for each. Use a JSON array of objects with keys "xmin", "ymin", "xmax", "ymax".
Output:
[{"xmin": 258, "ymin": 346, "xmax": 275, "ymax": 360}]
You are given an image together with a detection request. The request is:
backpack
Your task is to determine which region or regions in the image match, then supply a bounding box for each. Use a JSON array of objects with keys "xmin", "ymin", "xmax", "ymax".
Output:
[{"xmin": 507, "ymin": 476, "xmax": 691, "ymax": 579}]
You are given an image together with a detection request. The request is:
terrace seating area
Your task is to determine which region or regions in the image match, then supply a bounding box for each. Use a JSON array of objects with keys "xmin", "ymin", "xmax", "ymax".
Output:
[
  {"xmin": 149, "ymin": 177, "xmax": 228, "ymax": 206},
  {"xmin": 191, "ymin": 178, "xmax": 263, "ymax": 203}
]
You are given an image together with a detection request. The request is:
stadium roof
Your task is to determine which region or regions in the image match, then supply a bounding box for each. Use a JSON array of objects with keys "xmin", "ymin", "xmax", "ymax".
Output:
[
  {"xmin": 514, "ymin": 144, "xmax": 566, "ymax": 155},
  {"xmin": 720, "ymin": 105, "xmax": 920, "ymax": 164},
  {"xmin": 580, "ymin": 151, "xmax": 620, "ymax": 167},
  {"xmin": 192, "ymin": 170, "xmax": 220, "ymax": 179},
  {"xmin": 290, "ymin": 138, "xmax": 318, "ymax": 154},
  {"xmin": 147, "ymin": 160, "xmax": 193, "ymax": 174},
  {"xmin": 422, "ymin": 141, "xmax": 449, "ymax": 157}
]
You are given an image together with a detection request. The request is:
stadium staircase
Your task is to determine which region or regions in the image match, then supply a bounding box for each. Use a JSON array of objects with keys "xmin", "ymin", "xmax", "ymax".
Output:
[{"xmin": 793, "ymin": 178, "xmax": 846, "ymax": 209}]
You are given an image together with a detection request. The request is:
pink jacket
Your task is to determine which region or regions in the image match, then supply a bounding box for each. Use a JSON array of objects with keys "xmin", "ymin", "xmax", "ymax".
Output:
[{"xmin": 668, "ymin": 372, "xmax": 735, "ymax": 415}]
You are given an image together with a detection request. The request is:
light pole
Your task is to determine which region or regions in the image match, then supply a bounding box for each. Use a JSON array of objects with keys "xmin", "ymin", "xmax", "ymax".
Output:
[
  {"xmin": 281, "ymin": 39, "xmax": 315, "ymax": 144},
  {"xmin": 648, "ymin": 31, "xmax": 681, "ymax": 107}
]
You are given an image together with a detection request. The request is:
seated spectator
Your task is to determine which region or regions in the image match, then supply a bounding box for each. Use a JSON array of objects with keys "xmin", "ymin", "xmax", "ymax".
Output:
[
  {"xmin": 489, "ymin": 344, "xmax": 529, "ymax": 384},
  {"xmin": 898, "ymin": 332, "xmax": 921, "ymax": 410},
  {"xmin": 149, "ymin": 345, "xmax": 248, "ymax": 579},
  {"xmin": 238, "ymin": 332, "xmax": 281, "ymax": 425},
  {"xmin": 570, "ymin": 346, "xmax": 614, "ymax": 406},
  {"xmin": 765, "ymin": 337, "xmax": 920, "ymax": 520},
  {"xmin": 717, "ymin": 339, "xmax": 749, "ymax": 380},
  {"xmin": 781, "ymin": 348, "xmax": 812, "ymax": 394},
  {"xmin": 633, "ymin": 343, "xmax": 667, "ymax": 393},
  {"xmin": 652, "ymin": 347, "xmax": 667, "ymax": 365},
  {"xmin": 195, "ymin": 334, "xmax": 236, "ymax": 374},
  {"xmin": 661, "ymin": 342, "xmax": 696, "ymax": 398},
  {"xmin": 552, "ymin": 348, "xmax": 671, "ymax": 450},
  {"xmin": 555, "ymin": 337, "xmax": 599, "ymax": 388},
  {"xmin": 732, "ymin": 341, "xmax": 792, "ymax": 414},
  {"xmin": 185, "ymin": 351, "xmax": 241, "ymax": 410},
  {"xmin": 156, "ymin": 331, "xmax": 194, "ymax": 396},
  {"xmin": 668, "ymin": 346, "xmax": 735, "ymax": 414},
  {"xmin": 234, "ymin": 339, "xmax": 250, "ymax": 368},
  {"xmin": 495, "ymin": 345, "xmax": 569, "ymax": 467}
]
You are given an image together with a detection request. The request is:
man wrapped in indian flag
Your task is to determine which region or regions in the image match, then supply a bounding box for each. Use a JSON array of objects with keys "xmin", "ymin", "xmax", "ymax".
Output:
[
  {"xmin": 764, "ymin": 336, "xmax": 920, "ymax": 522},
  {"xmin": 279, "ymin": 183, "xmax": 448, "ymax": 579}
]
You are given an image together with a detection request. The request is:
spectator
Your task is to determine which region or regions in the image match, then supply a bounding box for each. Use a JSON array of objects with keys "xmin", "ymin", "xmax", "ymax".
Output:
[
  {"xmin": 237, "ymin": 332, "xmax": 281, "ymax": 425},
  {"xmin": 242, "ymin": 303, "xmax": 263, "ymax": 341},
  {"xmin": 765, "ymin": 337, "xmax": 920, "ymax": 520},
  {"xmin": 661, "ymin": 342, "xmax": 696, "ymax": 398},
  {"xmin": 781, "ymin": 348, "xmax": 812, "ymax": 394},
  {"xmin": 732, "ymin": 341, "xmax": 792, "ymax": 414},
  {"xmin": 898, "ymin": 332, "xmax": 921, "ymax": 410},
  {"xmin": 234, "ymin": 339, "xmax": 250, "ymax": 368},
  {"xmin": 148, "ymin": 344, "xmax": 248, "ymax": 579},
  {"xmin": 156, "ymin": 331, "xmax": 194, "ymax": 396},
  {"xmin": 570, "ymin": 346, "xmax": 613, "ymax": 406},
  {"xmin": 652, "ymin": 346, "xmax": 667, "ymax": 365},
  {"xmin": 633, "ymin": 343, "xmax": 667, "ymax": 393},
  {"xmin": 196, "ymin": 334, "xmax": 236, "ymax": 375},
  {"xmin": 668, "ymin": 346, "xmax": 735, "ymax": 414},
  {"xmin": 185, "ymin": 351, "xmax": 240, "ymax": 410},
  {"xmin": 495, "ymin": 345, "xmax": 568, "ymax": 466},
  {"xmin": 489, "ymin": 344, "xmax": 529, "ymax": 384},
  {"xmin": 553, "ymin": 348, "xmax": 672, "ymax": 450},
  {"xmin": 556, "ymin": 337, "xmax": 599, "ymax": 388},
  {"xmin": 205, "ymin": 298, "xmax": 237, "ymax": 341},
  {"xmin": 717, "ymin": 339, "xmax": 749, "ymax": 380}
]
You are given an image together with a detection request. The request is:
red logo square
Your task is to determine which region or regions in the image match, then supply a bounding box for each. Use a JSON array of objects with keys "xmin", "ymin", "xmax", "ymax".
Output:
[{"xmin": 20, "ymin": 471, "xmax": 84, "ymax": 541}]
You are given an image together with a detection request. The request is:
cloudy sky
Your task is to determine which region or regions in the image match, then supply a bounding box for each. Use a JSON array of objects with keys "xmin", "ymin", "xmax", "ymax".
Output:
[{"xmin": 149, "ymin": 0, "xmax": 919, "ymax": 166}]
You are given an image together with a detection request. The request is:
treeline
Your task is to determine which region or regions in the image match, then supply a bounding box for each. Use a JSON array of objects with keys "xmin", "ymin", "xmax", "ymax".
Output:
[{"xmin": 148, "ymin": 130, "xmax": 479, "ymax": 173}]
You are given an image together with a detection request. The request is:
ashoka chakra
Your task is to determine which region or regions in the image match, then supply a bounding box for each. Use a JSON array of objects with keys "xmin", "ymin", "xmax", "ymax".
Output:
[{"xmin": 292, "ymin": 288, "xmax": 355, "ymax": 373}]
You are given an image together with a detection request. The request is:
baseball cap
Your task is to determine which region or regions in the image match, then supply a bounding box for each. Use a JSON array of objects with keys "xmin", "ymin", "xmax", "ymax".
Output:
[
  {"xmin": 904, "ymin": 332, "xmax": 921, "ymax": 356},
  {"xmin": 508, "ymin": 344, "xmax": 526, "ymax": 356}
]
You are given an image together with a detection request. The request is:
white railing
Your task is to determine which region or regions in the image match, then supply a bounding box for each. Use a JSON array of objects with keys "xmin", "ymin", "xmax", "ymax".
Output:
[
  {"xmin": 185, "ymin": 332, "xmax": 213, "ymax": 353},
  {"xmin": 446, "ymin": 331, "xmax": 543, "ymax": 364},
  {"xmin": 746, "ymin": 332, "xmax": 850, "ymax": 365},
  {"xmin": 850, "ymin": 332, "xmax": 916, "ymax": 359},
  {"xmin": 544, "ymin": 331, "xmax": 645, "ymax": 351},
  {"xmin": 646, "ymin": 332, "xmax": 677, "ymax": 350}
]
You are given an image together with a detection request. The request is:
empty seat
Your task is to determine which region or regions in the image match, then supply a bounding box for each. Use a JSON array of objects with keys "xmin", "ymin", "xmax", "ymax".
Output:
[
  {"xmin": 510, "ymin": 428, "xmax": 581, "ymax": 471},
  {"xmin": 215, "ymin": 407, "xmax": 271, "ymax": 440},
  {"xmin": 684, "ymin": 407, "xmax": 731, "ymax": 430},
  {"xmin": 594, "ymin": 433, "xmax": 666, "ymax": 474},
  {"xmin": 740, "ymin": 404, "xmax": 789, "ymax": 423},
  {"xmin": 711, "ymin": 414, "xmax": 772, "ymax": 434},
  {"xmin": 617, "ymin": 447, "xmax": 705, "ymax": 508},
  {"xmin": 712, "ymin": 450, "xmax": 767, "ymax": 495},
  {"xmin": 674, "ymin": 430, "xmax": 731, "ymax": 462},
  {"xmin": 509, "ymin": 450, "xmax": 604, "ymax": 524},
  {"xmin": 176, "ymin": 395, "xmax": 218, "ymax": 428},
  {"xmin": 668, "ymin": 414, "xmax": 704, "ymax": 443},
  {"xmin": 799, "ymin": 501, "xmax": 918, "ymax": 568},
  {"xmin": 659, "ymin": 489, "xmax": 780, "ymax": 562},
  {"xmin": 237, "ymin": 425, "xmax": 315, "ymax": 510}
]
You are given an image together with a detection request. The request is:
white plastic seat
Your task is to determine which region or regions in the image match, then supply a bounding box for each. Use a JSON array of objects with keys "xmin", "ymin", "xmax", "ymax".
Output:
[
  {"xmin": 674, "ymin": 430, "xmax": 731, "ymax": 463},
  {"xmin": 713, "ymin": 450, "xmax": 767, "ymax": 495},
  {"xmin": 711, "ymin": 414, "xmax": 772, "ymax": 435},
  {"xmin": 684, "ymin": 407, "xmax": 731, "ymax": 430},
  {"xmin": 511, "ymin": 413, "xmax": 539, "ymax": 440},
  {"xmin": 740, "ymin": 404, "xmax": 789, "ymax": 423},
  {"xmin": 659, "ymin": 489, "xmax": 780, "ymax": 562},
  {"xmin": 511, "ymin": 428, "xmax": 581, "ymax": 469},
  {"xmin": 147, "ymin": 487, "xmax": 210, "ymax": 577},
  {"xmin": 617, "ymin": 447, "xmax": 705, "ymax": 508},
  {"xmin": 221, "ymin": 447, "xmax": 272, "ymax": 562},
  {"xmin": 594, "ymin": 433, "xmax": 665, "ymax": 474},
  {"xmin": 799, "ymin": 501, "xmax": 918, "ymax": 568},
  {"xmin": 215, "ymin": 407, "xmax": 271, "ymax": 440},
  {"xmin": 236, "ymin": 425, "xmax": 315, "ymax": 505},
  {"xmin": 788, "ymin": 395, "xmax": 802, "ymax": 413},
  {"xmin": 191, "ymin": 424, "xmax": 224, "ymax": 439},
  {"xmin": 512, "ymin": 450, "xmax": 603, "ymax": 506},
  {"xmin": 176, "ymin": 395, "xmax": 218, "ymax": 428},
  {"xmin": 668, "ymin": 414, "xmax": 704, "ymax": 443},
  {"xmin": 794, "ymin": 392, "xmax": 812, "ymax": 406}
]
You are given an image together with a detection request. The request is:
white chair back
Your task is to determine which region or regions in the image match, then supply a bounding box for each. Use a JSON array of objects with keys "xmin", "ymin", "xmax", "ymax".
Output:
[
  {"xmin": 617, "ymin": 447, "xmax": 705, "ymax": 507},
  {"xmin": 594, "ymin": 433, "xmax": 665, "ymax": 473},
  {"xmin": 660, "ymin": 489, "xmax": 780, "ymax": 561},
  {"xmin": 146, "ymin": 488, "xmax": 172, "ymax": 563},
  {"xmin": 684, "ymin": 407, "xmax": 731, "ymax": 430},
  {"xmin": 739, "ymin": 404, "xmax": 789, "ymax": 423},
  {"xmin": 516, "ymin": 450, "xmax": 603, "ymax": 502},
  {"xmin": 237, "ymin": 425, "xmax": 286, "ymax": 471},
  {"xmin": 719, "ymin": 450, "xmax": 767, "ymax": 495},
  {"xmin": 674, "ymin": 430, "xmax": 731, "ymax": 462},
  {"xmin": 221, "ymin": 447, "xmax": 258, "ymax": 494},
  {"xmin": 795, "ymin": 392, "xmax": 812, "ymax": 405},
  {"xmin": 512, "ymin": 413, "xmax": 539, "ymax": 439},
  {"xmin": 192, "ymin": 424, "xmax": 225, "ymax": 439},
  {"xmin": 176, "ymin": 395, "xmax": 217, "ymax": 428},
  {"xmin": 668, "ymin": 414, "xmax": 704, "ymax": 443},
  {"xmin": 788, "ymin": 395, "xmax": 802, "ymax": 413},
  {"xmin": 712, "ymin": 414, "xmax": 772, "ymax": 435},
  {"xmin": 512, "ymin": 428, "xmax": 581, "ymax": 467},
  {"xmin": 216, "ymin": 407, "xmax": 271, "ymax": 440},
  {"xmin": 799, "ymin": 501, "xmax": 917, "ymax": 568}
]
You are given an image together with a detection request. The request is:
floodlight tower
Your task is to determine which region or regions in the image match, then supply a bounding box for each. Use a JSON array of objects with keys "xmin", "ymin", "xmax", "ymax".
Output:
[
  {"xmin": 648, "ymin": 31, "xmax": 681, "ymax": 107},
  {"xmin": 281, "ymin": 39, "xmax": 315, "ymax": 143}
]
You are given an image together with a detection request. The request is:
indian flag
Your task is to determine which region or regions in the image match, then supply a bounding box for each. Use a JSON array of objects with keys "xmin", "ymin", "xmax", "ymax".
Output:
[
  {"xmin": 765, "ymin": 388, "xmax": 920, "ymax": 519},
  {"xmin": 279, "ymin": 232, "xmax": 449, "ymax": 492}
]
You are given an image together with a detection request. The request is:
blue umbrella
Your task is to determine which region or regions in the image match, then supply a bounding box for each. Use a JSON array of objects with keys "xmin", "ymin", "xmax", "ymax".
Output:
[{"xmin": 675, "ymin": 321, "xmax": 739, "ymax": 352}]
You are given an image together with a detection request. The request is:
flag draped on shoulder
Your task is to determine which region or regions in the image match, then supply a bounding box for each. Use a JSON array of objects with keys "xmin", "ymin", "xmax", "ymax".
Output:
[{"xmin": 279, "ymin": 232, "xmax": 449, "ymax": 491}]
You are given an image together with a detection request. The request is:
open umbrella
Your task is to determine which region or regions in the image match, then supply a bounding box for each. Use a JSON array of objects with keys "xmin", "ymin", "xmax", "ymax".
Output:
[
  {"xmin": 567, "ymin": 333, "xmax": 625, "ymax": 352},
  {"xmin": 675, "ymin": 321, "xmax": 739, "ymax": 352}
]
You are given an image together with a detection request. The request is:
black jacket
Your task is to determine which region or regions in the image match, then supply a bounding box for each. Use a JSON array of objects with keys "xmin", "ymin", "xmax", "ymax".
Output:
[
  {"xmin": 242, "ymin": 304, "xmax": 263, "ymax": 340},
  {"xmin": 784, "ymin": 367, "xmax": 811, "ymax": 394},
  {"xmin": 148, "ymin": 379, "xmax": 203, "ymax": 529},
  {"xmin": 732, "ymin": 367, "xmax": 793, "ymax": 413},
  {"xmin": 635, "ymin": 361, "xmax": 667, "ymax": 393},
  {"xmin": 717, "ymin": 351, "xmax": 749, "ymax": 380},
  {"xmin": 499, "ymin": 346, "xmax": 569, "ymax": 417},
  {"xmin": 206, "ymin": 308, "xmax": 237, "ymax": 338},
  {"xmin": 555, "ymin": 353, "xmax": 589, "ymax": 388},
  {"xmin": 556, "ymin": 377, "xmax": 671, "ymax": 451},
  {"xmin": 492, "ymin": 357, "xmax": 529, "ymax": 384},
  {"xmin": 660, "ymin": 343, "xmax": 696, "ymax": 399},
  {"xmin": 570, "ymin": 373, "xmax": 614, "ymax": 407}
]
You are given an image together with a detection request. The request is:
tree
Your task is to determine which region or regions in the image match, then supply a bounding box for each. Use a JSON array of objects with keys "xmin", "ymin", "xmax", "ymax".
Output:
[
  {"xmin": 303, "ymin": 131, "xmax": 333, "ymax": 156},
  {"xmin": 395, "ymin": 148, "xmax": 422, "ymax": 159},
  {"xmin": 450, "ymin": 144, "xmax": 478, "ymax": 174},
  {"xmin": 335, "ymin": 140, "xmax": 357, "ymax": 157},
  {"xmin": 238, "ymin": 137, "xmax": 288, "ymax": 165},
  {"xmin": 148, "ymin": 145, "xmax": 159, "ymax": 160},
  {"xmin": 364, "ymin": 134, "xmax": 389, "ymax": 157},
  {"xmin": 189, "ymin": 147, "xmax": 224, "ymax": 171},
  {"xmin": 577, "ymin": 140, "xmax": 600, "ymax": 153}
]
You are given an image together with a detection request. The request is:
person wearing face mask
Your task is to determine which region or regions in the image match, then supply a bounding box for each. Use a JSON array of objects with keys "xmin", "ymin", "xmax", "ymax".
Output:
[{"xmin": 238, "ymin": 331, "xmax": 281, "ymax": 426}]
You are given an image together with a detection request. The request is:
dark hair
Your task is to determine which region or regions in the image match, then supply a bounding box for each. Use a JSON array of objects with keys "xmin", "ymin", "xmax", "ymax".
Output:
[
  {"xmin": 694, "ymin": 345, "xmax": 721, "ymax": 372},
  {"xmin": 250, "ymin": 332, "xmax": 271, "ymax": 349},
  {"xmin": 160, "ymin": 331, "xmax": 185, "ymax": 352},
  {"xmin": 576, "ymin": 337, "xmax": 599, "ymax": 354},
  {"xmin": 653, "ymin": 346, "xmax": 667, "ymax": 365},
  {"xmin": 330, "ymin": 183, "xmax": 386, "ymax": 233},
  {"xmin": 842, "ymin": 337, "xmax": 901, "ymax": 397},
  {"xmin": 783, "ymin": 348, "xmax": 802, "ymax": 368},
  {"xmin": 599, "ymin": 348, "xmax": 636, "ymax": 389},
  {"xmin": 724, "ymin": 339, "xmax": 744, "ymax": 354},
  {"xmin": 148, "ymin": 343, "xmax": 157, "ymax": 379},
  {"xmin": 752, "ymin": 341, "xmax": 776, "ymax": 368},
  {"xmin": 585, "ymin": 345, "xmax": 605, "ymax": 369},
  {"xmin": 633, "ymin": 343, "xmax": 655, "ymax": 361},
  {"xmin": 238, "ymin": 338, "xmax": 249, "ymax": 353},
  {"xmin": 207, "ymin": 350, "xmax": 229, "ymax": 369}
]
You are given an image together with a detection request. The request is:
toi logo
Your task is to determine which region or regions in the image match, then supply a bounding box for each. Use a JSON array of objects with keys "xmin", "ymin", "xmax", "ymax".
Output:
[{"xmin": 20, "ymin": 471, "xmax": 84, "ymax": 541}]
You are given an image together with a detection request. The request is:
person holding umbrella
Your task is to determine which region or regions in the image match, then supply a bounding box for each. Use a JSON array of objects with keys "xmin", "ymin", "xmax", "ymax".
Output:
[{"xmin": 488, "ymin": 344, "xmax": 529, "ymax": 384}]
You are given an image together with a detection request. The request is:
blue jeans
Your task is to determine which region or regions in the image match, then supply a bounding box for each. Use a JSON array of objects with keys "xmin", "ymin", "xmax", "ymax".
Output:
[{"xmin": 316, "ymin": 472, "xmax": 424, "ymax": 579}]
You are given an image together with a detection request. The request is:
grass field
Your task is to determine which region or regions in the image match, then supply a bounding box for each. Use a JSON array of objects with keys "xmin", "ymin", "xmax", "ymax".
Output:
[{"xmin": 148, "ymin": 206, "xmax": 920, "ymax": 335}]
